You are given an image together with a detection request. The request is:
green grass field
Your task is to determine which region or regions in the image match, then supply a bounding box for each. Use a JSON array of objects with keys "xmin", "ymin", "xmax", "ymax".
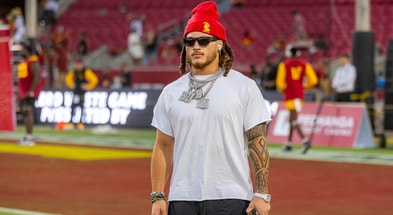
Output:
[{"xmin": 2, "ymin": 125, "xmax": 392, "ymax": 155}]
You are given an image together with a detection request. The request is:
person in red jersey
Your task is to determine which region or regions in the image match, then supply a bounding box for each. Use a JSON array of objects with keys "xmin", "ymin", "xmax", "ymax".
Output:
[
  {"xmin": 17, "ymin": 39, "xmax": 44, "ymax": 146},
  {"xmin": 276, "ymin": 46, "xmax": 318, "ymax": 154}
]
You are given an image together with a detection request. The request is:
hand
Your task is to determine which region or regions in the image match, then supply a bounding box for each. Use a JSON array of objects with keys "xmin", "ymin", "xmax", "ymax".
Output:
[
  {"xmin": 81, "ymin": 84, "xmax": 89, "ymax": 90},
  {"xmin": 151, "ymin": 199, "xmax": 167, "ymax": 215},
  {"xmin": 246, "ymin": 197, "xmax": 271, "ymax": 215},
  {"xmin": 26, "ymin": 91, "xmax": 35, "ymax": 98}
]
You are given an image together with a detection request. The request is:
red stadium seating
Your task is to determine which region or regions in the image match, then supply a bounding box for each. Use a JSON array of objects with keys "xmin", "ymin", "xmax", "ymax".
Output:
[{"xmin": 55, "ymin": 0, "xmax": 393, "ymax": 68}]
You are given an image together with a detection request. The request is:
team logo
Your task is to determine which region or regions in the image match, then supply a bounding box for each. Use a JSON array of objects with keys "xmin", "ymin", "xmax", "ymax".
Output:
[{"xmin": 203, "ymin": 22, "xmax": 210, "ymax": 33}]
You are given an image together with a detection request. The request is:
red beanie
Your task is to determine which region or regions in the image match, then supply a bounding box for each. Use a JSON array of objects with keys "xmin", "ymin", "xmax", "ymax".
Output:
[{"xmin": 183, "ymin": 1, "xmax": 227, "ymax": 41}]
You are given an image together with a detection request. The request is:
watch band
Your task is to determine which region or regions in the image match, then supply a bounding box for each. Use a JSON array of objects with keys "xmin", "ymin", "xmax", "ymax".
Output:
[{"xmin": 253, "ymin": 192, "xmax": 271, "ymax": 203}]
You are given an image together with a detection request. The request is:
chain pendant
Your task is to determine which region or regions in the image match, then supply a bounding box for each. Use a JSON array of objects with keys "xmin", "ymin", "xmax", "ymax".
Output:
[
  {"xmin": 179, "ymin": 91, "xmax": 194, "ymax": 103},
  {"xmin": 195, "ymin": 88, "xmax": 203, "ymax": 99},
  {"xmin": 196, "ymin": 98, "xmax": 209, "ymax": 109}
]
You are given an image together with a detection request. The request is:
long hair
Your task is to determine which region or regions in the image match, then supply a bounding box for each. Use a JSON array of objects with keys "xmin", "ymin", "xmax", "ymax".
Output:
[{"xmin": 179, "ymin": 42, "xmax": 235, "ymax": 77}]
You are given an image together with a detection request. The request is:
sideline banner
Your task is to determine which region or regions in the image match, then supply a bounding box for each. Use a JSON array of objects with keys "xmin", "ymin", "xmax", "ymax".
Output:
[
  {"xmin": 34, "ymin": 89, "xmax": 161, "ymax": 128},
  {"xmin": 267, "ymin": 102, "xmax": 375, "ymax": 148},
  {"xmin": 32, "ymin": 89, "xmax": 313, "ymax": 129},
  {"xmin": 0, "ymin": 25, "xmax": 15, "ymax": 131}
]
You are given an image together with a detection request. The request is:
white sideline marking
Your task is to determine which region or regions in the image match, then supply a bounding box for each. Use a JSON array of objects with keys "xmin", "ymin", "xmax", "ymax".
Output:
[{"xmin": 0, "ymin": 207, "xmax": 59, "ymax": 215}]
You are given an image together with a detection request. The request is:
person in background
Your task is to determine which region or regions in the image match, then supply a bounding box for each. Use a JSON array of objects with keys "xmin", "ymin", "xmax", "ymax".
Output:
[
  {"xmin": 150, "ymin": 1, "xmax": 271, "ymax": 215},
  {"xmin": 143, "ymin": 30, "xmax": 158, "ymax": 65},
  {"xmin": 52, "ymin": 25, "xmax": 69, "ymax": 88},
  {"xmin": 260, "ymin": 55, "xmax": 274, "ymax": 90},
  {"xmin": 276, "ymin": 46, "xmax": 318, "ymax": 154},
  {"xmin": 313, "ymin": 58, "xmax": 331, "ymax": 100},
  {"xmin": 313, "ymin": 34, "xmax": 328, "ymax": 55},
  {"xmin": 7, "ymin": 7, "xmax": 25, "ymax": 44},
  {"xmin": 267, "ymin": 33, "xmax": 287, "ymax": 54},
  {"xmin": 65, "ymin": 59, "xmax": 98, "ymax": 130},
  {"xmin": 120, "ymin": 64, "xmax": 132, "ymax": 88},
  {"xmin": 127, "ymin": 13, "xmax": 144, "ymax": 37},
  {"xmin": 291, "ymin": 10, "xmax": 307, "ymax": 40},
  {"xmin": 17, "ymin": 39, "xmax": 44, "ymax": 146},
  {"xmin": 159, "ymin": 39, "xmax": 178, "ymax": 64},
  {"xmin": 118, "ymin": 0, "xmax": 128, "ymax": 14},
  {"xmin": 232, "ymin": 0, "xmax": 246, "ymax": 8},
  {"xmin": 242, "ymin": 29, "xmax": 254, "ymax": 48},
  {"xmin": 127, "ymin": 27, "xmax": 144, "ymax": 65},
  {"xmin": 331, "ymin": 53, "xmax": 357, "ymax": 102},
  {"xmin": 250, "ymin": 64, "xmax": 261, "ymax": 89},
  {"xmin": 265, "ymin": 56, "xmax": 284, "ymax": 90},
  {"xmin": 100, "ymin": 67, "xmax": 112, "ymax": 89},
  {"xmin": 39, "ymin": 0, "xmax": 58, "ymax": 26},
  {"xmin": 76, "ymin": 31, "xmax": 89, "ymax": 58}
]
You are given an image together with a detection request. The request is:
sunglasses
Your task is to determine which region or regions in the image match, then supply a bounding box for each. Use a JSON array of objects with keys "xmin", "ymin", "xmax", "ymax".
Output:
[{"xmin": 183, "ymin": 37, "xmax": 218, "ymax": 47}]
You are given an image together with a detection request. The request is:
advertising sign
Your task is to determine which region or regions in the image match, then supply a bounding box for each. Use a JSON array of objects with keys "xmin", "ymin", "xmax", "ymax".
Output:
[
  {"xmin": 34, "ymin": 89, "xmax": 161, "ymax": 128},
  {"xmin": 267, "ymin": 102, "xmax": 375, "ymax": 148}
]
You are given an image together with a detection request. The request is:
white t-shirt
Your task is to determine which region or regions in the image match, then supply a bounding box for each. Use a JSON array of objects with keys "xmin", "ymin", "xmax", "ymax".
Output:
[
  {"xmin": 152, "ymin": 69, "xmax": 271, "ymax": 201},
  {"xmin": 127, "ymin": 32, "xmax": 144, "ymax": 59},
  {"xmin": 332, "ymin": 63, "xmax": 357, "ymax": 93}
]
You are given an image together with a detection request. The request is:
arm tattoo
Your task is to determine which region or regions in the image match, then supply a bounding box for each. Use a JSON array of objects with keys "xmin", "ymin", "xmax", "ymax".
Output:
[{"xmin": 246, "ymin": 123, "xmax": 269, "ymax": 193}]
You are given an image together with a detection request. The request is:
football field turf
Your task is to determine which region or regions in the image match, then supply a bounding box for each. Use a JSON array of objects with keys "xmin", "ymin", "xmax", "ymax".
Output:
[{"xmin": 0, "ymin": 126, "xmax": 392, "ymax": 214}]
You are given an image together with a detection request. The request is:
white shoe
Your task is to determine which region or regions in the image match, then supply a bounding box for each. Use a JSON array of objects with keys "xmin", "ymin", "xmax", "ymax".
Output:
[{"xmin": 18, "ymin": 136, "xmax": 35, "ymax": 146}]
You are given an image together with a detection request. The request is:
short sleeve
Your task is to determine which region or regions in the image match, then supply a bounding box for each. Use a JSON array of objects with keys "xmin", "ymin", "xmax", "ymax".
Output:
[
  {"xmin": 243, "ymin": 82, "xmax": 272, "ymax": 131},
  {"xmin": 151, "ymin": 90, "xmax": 174, "ymax": 137}
]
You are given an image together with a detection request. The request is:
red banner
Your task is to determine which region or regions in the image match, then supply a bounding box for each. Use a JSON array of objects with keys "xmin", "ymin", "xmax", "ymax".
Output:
[
  {"xmin": 0, "ymin": 25, "xmax": 16, "ymax": 131},
  {"xmin": 267, "ymin": 102, "xmax": 374, "ymax": 148}
]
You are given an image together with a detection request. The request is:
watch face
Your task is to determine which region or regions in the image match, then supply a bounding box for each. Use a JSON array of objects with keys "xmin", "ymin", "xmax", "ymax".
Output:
[{"xmin": 266, "ymin": 194, "xmax": 271, "ymax": 202}]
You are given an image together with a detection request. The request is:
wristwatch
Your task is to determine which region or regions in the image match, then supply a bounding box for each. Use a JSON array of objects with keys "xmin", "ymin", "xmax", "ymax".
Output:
[{"xmin": 253, "ymin": 193, "xmax": 271, "ymax": 203}]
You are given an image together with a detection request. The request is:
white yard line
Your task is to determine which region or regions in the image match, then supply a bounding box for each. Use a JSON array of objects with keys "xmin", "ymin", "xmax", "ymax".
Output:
[{"xmin": 0, "ymin": 207, "xmax": 59, "ymax": 215}]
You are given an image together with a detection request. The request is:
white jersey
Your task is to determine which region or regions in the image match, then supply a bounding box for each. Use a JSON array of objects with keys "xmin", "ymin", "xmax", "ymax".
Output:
[{"xmin": 152, "ymin": 69, "xmax": 271, "ymax": 201}]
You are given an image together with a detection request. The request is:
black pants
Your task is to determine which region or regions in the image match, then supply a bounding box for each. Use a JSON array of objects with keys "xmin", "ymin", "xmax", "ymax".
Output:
[
  {"xmin": 71, "ymin": 94, "xmax": 85, "ymax": 123},
  {"xmin": 20, "ymin": 97, "xmax": 35, "ymax": 109},
  {"xmin": 168, "ymin": 199, "xmax": 250, "ymax": 215},
  {"xmin": 20, "ymin": 97, "xmax": 38, "ymax": 123}
]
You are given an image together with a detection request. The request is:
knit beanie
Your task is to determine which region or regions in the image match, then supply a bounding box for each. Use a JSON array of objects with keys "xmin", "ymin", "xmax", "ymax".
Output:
[{"xmin": 183, "ymin": 1, "xmax": 227, "ymax": 41}]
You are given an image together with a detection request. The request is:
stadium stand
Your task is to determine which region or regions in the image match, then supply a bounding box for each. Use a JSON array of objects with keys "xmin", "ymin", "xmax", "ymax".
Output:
[{"xmin": 52, "ymin": 0, "xmax": 393, "ymax": 85}]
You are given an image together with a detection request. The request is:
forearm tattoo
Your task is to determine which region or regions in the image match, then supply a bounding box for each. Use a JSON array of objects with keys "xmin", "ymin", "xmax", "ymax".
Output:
[{"xmin": 246, "ymin": 123, "xmax": 269, "ymax": 193}]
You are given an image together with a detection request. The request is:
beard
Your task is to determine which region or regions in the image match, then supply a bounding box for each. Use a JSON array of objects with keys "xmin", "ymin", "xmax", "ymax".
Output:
[{"xmin": 188, "ymin": 51, "xmax": 218, "ymax": 70}]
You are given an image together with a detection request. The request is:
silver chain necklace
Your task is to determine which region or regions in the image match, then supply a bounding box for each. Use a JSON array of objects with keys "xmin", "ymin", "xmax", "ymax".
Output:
[{"xmin": 179, "ymin": 69, "xmax": 224, "ymax": 109}]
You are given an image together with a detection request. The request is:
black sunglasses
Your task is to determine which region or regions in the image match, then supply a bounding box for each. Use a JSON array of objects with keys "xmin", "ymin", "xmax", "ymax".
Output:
[{"xmin": 183, "ymin": 37, "xmax": 218, "ymax": 47}]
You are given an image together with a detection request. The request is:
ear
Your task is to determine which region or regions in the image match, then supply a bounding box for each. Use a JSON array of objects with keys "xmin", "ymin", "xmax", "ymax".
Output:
[{"xmin": 217, "ymin": 44, "xmax": 222, "ymax": 51}]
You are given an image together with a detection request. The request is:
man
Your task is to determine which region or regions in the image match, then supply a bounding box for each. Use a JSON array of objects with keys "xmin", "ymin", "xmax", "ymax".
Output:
[
  {"xmin": 276, "ymin": 46, "xmax": 318, "ymax": 154},
  {"xmin": 150, "ymin": 2, "xmax": 271, "ymax": 215},
  {"xmin": 53, "ymin": 25, "xmax": 69, "ymax": 88},
  {"xmin": 331, "ymin": 53, "xmax": 357, "ymax": 102},
  {"xmin": 17, "ymin": 39, "xmax": 44, "ymax": 146},
  {"xmin": 127, "ymin": 27, "xmax": 144, "ymax": 65},
  {"xmin": 65, "ymin": 59, "xmax": 98, "ymax": 130}
]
